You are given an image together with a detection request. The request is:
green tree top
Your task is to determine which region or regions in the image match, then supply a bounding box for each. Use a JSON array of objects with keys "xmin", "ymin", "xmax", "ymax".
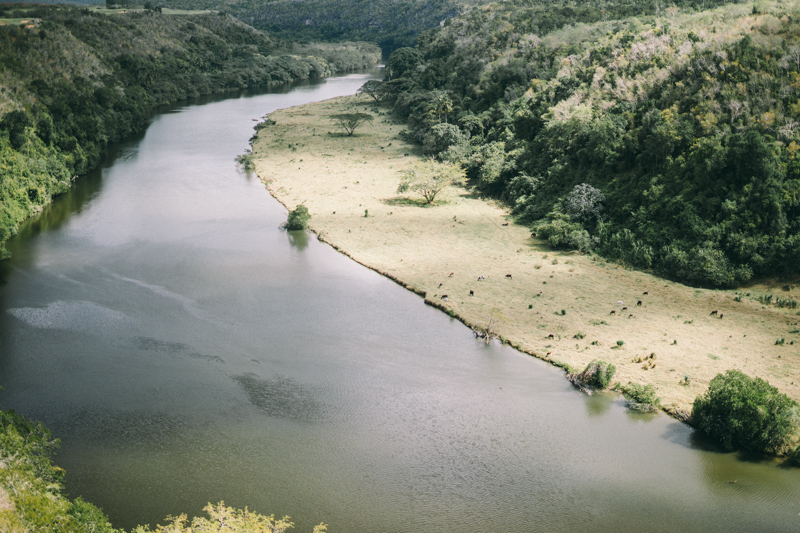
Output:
[
  {"xmin": 397, "ymin": 159, "xmax": 466, "ymax": 204},
  {"xmin": 329, "ymin": 113, "xmax": 373, "ymax": 136},
  {"xmin": 357, "ymin": 80, "xmax": 384, "ymax": 103},
  {"xmin": 692, "ymin": 370, "xmax": 799, "ymax": 454}
]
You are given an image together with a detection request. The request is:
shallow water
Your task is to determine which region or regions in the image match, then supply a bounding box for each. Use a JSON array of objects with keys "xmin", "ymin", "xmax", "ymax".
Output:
[{"xmin": 0, "ymin": 69, "xmax": 798, "ymax": 532}]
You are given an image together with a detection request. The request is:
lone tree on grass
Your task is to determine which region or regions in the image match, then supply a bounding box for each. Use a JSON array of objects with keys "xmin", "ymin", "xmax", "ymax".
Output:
[
  {"xmin": 329, "ymin": 113, "xmax": 373, "ymax": 136},
  {"xmin": 692, "ymin": 369, "xmax": 799, "ymax": 454},
  {"xmin": 397, "ymin": 159, "xmax": 466, "ymax": 204}
]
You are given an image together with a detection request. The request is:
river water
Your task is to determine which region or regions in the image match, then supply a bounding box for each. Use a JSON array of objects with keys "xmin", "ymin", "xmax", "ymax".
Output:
[{"xmin": 0, "ymin": 69, "xmax": 798, "ymax": 532}]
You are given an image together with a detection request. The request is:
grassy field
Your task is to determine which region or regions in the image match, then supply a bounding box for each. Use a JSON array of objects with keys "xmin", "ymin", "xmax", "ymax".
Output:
[{"xmin": 252, "ymin": 94, "xmax": 800, "ymax": 417}]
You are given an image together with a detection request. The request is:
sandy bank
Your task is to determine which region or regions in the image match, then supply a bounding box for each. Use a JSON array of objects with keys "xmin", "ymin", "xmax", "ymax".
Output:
[{"xmin": 252, "ymin": 94, "xmax": 800, "ymax": 416}]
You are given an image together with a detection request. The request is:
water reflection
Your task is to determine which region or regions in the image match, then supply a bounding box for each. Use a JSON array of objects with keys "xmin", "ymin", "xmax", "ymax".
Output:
[
  {"xmin": 583, "ymin": 391, "xmax": 614, "ymax": 418},
  {"xmin": 287, "ymin": 230, "xmax": 309, "ymax": 250}
]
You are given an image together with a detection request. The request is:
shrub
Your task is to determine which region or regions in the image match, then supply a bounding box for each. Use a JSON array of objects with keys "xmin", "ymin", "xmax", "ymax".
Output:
[
  {"xmin": 616, "ymin": 382, "xmax": 660, "ymax": 411},
  {"xmin": 691, "ymin": 370, "xmax": 799, "ymax": 454},
  {"xmin": 574, "ymin": 360, "xmax": 616, "ymax": 389},
  {"xmin": 284, "ymin": 204, "xmax": 311, "ymax": 231}
]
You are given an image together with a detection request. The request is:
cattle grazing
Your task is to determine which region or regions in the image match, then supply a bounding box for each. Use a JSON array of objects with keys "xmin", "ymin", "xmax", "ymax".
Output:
[
  {"xmin": 502, "ymin": 223, "xmax": 509, "ymax": 226},
  {"xmin": 438, "ymin": 283, "xmax": 443, "ymax": 288},
  {"xmin": 469, "ymin": 290, "xmax": 474, "ymax": 296},
  {"xmin": 505, "ymin": 274, "xmax": 513, "ymax": 279},
  {"xmin": 610, "ymin": 310, "xmax": 616, "ymax": 315},
  {"xmin": 531, "ymin": 232, "xmax": 537, "ymax": 237},
  {"xmin": 628, "ymin": 314, "xmax": 634, "ymax": 318},
  {"xmin": 441, "ymin": 294, "xmax": 448, "ymax": 299},
  {"xmin": 547, "ymin": 334, "xmax": 555, "ymax": 339},
  {"xmin": 643, "ymin": 291, "xmax": 649, "ymax": 295},
  {"xmin": 719, "ymin": 314, "xmax": 724, "ymax": 319},
  {"xmin": 477, "ymin": 275, "xmax": 486, "ymax": 281},
  {"xmin": 710, "ymin": 310, "xmax": 718, "ymax": 316},
  {"xmin": 622, "ymin": 307, "xmax": 628, "ymax": 311},
  {"xmin": 448, "ymin": 272, "xmax": 454, "ymax": 277},
  {"xmin": 617, "ymin": 300, "xmax": 623, "ymax": 306},
  {"xmin": 637, "ymin": 300, "xmax": 642, "ymax": 306}
]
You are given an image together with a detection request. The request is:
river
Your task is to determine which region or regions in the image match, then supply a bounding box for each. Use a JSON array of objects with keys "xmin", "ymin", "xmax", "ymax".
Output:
[{"xmin": 0, "ymin": 68, "xmax": 798, "ymax": 532}]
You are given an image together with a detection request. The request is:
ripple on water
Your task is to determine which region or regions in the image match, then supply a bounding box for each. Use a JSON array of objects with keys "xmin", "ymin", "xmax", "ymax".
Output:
[
  {"xmin": 7, "ymin": 300, "xmax": 139, "ymax": 339},
  {"xmin": 233, "ymin": 373, "xmax": 324, "ymax": 422}
]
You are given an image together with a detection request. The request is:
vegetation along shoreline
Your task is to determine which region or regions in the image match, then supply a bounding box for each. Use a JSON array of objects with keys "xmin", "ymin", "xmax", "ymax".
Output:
[{"xmin": 252, "ymin": 92, "xmax": 800, "ymax": 461}]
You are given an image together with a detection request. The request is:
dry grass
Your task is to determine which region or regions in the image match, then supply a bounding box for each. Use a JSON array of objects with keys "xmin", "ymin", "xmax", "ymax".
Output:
[{"xmin": 253, "ymin": 94, "xmax": 800, "ymax": 416}]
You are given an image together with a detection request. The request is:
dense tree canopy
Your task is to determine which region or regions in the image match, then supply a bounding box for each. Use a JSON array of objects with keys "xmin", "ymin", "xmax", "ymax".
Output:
[{"xmin": 379, "ymin": 0, "xmax": 800, "ymax": 286}]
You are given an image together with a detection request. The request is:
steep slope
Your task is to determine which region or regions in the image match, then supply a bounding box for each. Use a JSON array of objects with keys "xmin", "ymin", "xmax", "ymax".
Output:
[{"xmin": 382, "ymin": 0, "xmax": 800, "ymax": 286}]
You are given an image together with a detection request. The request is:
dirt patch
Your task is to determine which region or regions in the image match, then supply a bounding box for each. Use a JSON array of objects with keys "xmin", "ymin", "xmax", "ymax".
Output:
[{"xmin": 252, "ymin": 94, "xmax": 800, "ymax": 416}]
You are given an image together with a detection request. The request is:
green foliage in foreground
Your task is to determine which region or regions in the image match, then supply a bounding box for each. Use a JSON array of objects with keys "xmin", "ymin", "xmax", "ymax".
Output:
[
  {"xmin": 575, "ymin": 359, "xmax": 616, "ymax": 389},
  {"xmin": 0, "ymin": 409, "xmax": 120, "ymax": 533},
  {"xmin": 381, "ymin": 0, "xmax": 800, "ymax": 286},
  {"xmin": 0, "ymin": 4, "xmax": 379, "ymax": 260},
  {"xmin": 0, "ymin": 407, "xmax": 327, "ymax": 531},
  {"xmin": 284, "ymin": 204, "xmax": 311, "ymax": 231},
  {"xmin": 133, "ymin": 502, "xmax": 327, "ymax": 533},
  {"xmin": 692, "ymin": 370, "xmax": 799, "ymax": 454}
]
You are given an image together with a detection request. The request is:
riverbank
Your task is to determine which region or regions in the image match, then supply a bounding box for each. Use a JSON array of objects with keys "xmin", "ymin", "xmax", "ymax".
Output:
[{"xmin": 252, "ymin": 94, "xmax": 800, "ymax": 416}]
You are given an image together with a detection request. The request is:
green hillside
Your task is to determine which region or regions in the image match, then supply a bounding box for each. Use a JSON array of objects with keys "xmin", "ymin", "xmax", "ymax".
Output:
[
  {"xmin": 159, "ymin": 0, "xmax": 459, "ymax": 52},
  {"xmin": 381, "ymin": 0, "xmax": 800, "ymax": 286},
  {"xmin": 0, "ymin": 4, "xmax": 379, "ymax": 259}
]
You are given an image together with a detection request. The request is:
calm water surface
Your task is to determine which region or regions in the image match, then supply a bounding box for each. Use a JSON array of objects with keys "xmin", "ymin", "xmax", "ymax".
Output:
[{"xmin": 1, "ymin": 69, "xmax": 799, "ymax": 532}]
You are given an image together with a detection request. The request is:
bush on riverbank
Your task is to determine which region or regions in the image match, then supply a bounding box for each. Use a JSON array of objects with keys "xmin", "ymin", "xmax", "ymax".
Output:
[
  {"xmin": 284, "ymin": 204, "xmax": 311, "ymax": 230},
  {"xmin": 615, "ymin": 382, "xmax": 661, "ymax": 412},
  {"xmin": 692, "ymin": 370, "xmax": 799, "ymax": 454},
  {"xmin": 573, "ymin": 359, "xmax": 616, "ymax": 390}
]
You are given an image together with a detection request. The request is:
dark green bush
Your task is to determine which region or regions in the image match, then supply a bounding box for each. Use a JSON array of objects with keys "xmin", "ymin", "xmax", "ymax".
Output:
[
  {"xmin": 284, "ymin": 204, "xmax": 311, "ymax": 231},
  {"xmin": 692, "ymin": 370, "xmax": 799, "ymax": 454}
]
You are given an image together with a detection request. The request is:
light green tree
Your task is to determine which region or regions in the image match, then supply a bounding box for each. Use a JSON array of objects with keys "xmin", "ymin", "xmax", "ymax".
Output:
[
  {"xmin": 397, "ymin": 159, "xmax": 466, "ymax": 204},
  {"xmin": 132, "ymin": 502, "xmax": 327, "ymax": 533}
]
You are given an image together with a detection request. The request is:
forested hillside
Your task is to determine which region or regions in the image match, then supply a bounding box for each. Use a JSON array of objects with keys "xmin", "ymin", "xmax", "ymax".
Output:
[
  {"xmin": 161, "ymin": 0, "xmax": 459, "ymax": 52},
  {"xmin": 0, "ymin": 5, "xmax": 380, "ymax": 259},
  {"xmin": 380, "ymin": 0, "xmax": 800, "ymax": 286}
]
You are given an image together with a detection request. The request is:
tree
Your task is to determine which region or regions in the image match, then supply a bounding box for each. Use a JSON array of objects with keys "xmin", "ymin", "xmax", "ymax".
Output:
[
  {"xmin": 284, "ymin": 204, "xmax": 310, "ymax": 230},
  {"xmin": 357, "ymin": 80, "xmax": 383, "ymax": 103},
  {"xmin": 563, "ymin": 183, "xmax": 605, "ymax": 223},
  {"xmin": 385, "ymin": 47, "xmax": 421, "ymax": 79},
  {"xmin": 397, "ymin": 159, "xmax": 466, "ymax": 204},
  {"xmin": 692, "ymin": 370, "xmax": 799, "ymax": 454},
  {"xmin": 329, "ymin": 113, "xmax": 373, "ymax": 136}
]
